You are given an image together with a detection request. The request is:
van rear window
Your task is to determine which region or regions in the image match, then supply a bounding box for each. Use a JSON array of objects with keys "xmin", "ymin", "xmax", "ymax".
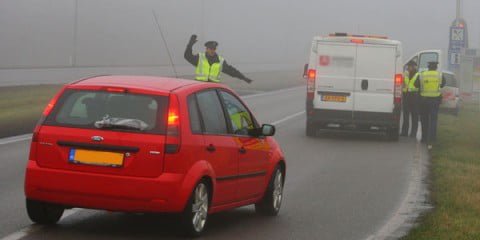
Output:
[{"xmin": 44, "ymin": 89, "xmax": 169, "ymax": 134}]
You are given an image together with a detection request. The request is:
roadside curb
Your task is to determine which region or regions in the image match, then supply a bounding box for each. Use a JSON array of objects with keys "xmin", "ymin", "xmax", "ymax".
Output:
[{"xmin": 365, "ymin": 140, "xmax": 432, "ymax": 240}]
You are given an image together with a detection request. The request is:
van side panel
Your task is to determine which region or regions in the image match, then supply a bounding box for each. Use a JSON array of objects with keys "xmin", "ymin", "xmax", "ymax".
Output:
[{"xmin": 353, "ymin": 44, "xmax": 397, "ymax": 114}]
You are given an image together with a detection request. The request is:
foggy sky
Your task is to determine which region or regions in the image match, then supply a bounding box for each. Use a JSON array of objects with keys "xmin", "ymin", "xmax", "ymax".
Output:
[{"xmin": 0, "ymin": 0, "xmax": 479, "ymax": 70}]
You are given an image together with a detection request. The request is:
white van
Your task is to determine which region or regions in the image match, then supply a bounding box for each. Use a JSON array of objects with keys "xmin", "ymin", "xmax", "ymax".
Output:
[{"xmin": 305, "ymin": 33, "xmax": 403, "ymax": 140}]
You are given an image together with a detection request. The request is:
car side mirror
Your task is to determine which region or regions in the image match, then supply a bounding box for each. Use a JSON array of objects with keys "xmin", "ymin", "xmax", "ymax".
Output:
[
  {"xmin": 249, "ymin": 124, "xmax": 275, "ymax": 137},
  {"xmin": 261, "ymin": 124, "xmax": 275, "ymax": 136}
]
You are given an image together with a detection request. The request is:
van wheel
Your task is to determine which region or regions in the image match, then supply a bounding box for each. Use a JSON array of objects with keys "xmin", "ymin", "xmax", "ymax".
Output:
[
  {"xmin": 26, "ymin": 199, "xmax": 64, "ymax": 225},
  {"xmin": 181, "ymin": 180, "xmax": 210, "ymax": 237},
  {"xmin": 386, "ymin": 128, "xmax": 399, "ymax": 141},
  {"xmin": 255, "ymin": 167, "xmax": 284, "ymax": 216},
  {"xmin": 306, "ymin": 122, "xmax": 316, "ymax": 137}
]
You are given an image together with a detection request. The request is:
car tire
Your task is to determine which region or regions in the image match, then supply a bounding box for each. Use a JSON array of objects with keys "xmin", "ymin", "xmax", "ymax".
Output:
[
  {"xmin": 386, "ymin": 127, "xmax": 399, "ymax": 141},
  {"xmin": 255, "ymin": 167, "xmax": 284, "ymax": 216},
  {"xmin": 181, "ymin": 180, "xmax": 210, "ymax": 237},
  {"xmin": 306, "ymin": 121, "xmax": 316, "ymax": 137},
  {"xmin": 26, "ymin": 199, "xmax": 64, "ymax": 225}
]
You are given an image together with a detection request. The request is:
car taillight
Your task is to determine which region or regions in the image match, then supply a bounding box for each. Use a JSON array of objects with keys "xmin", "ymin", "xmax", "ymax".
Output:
[
  {"xmin": 307, "ymin": 69, "xmax": 316, "ymax": 100},
  {"xmin": 165, "ymin": 94, "xmax": 181, "ymax": 154},
  {"xmin": 30, "ymin": 86, "xmax": 66, "ymax": 161},
  {"xmin": 394, "ymin": 74, "xmax": 403, "ymax": 104},
  {"xmin": 31, "ymin": 86, "xmax": 65, "ymax": 143}
]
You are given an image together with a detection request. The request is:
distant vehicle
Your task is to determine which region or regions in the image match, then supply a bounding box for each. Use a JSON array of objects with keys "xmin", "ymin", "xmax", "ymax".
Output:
[
  {"xmin": 304, "ymin": 33, "xmax": 404, "ymax": 140},
  {"xmin": 24, "ymin": 76, "xmax": 286, "ymax": 237},
  {"xmin": 404, "ymin": 49, "xmax": 445, "ymax": 73},
  {"xmin": 441, "ymin": 71, "xmax": 461, "ymax": 115},
  {"xmin": 404, "ymin": 50, "xmax": 460, "ymax": 115}
]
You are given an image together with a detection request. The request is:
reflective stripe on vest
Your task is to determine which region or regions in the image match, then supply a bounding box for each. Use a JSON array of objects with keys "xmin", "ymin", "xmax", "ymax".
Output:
[
  {"xmin": 195, "ymin": 53, "xmax": 224, "ymax": 82},
  {"xmin": 420, "ymin": 71, "xmax": 442, "ymax": 97},
  {"xmin": 403, "ymin": 72, "xmax": 419, "ymax": 93}
]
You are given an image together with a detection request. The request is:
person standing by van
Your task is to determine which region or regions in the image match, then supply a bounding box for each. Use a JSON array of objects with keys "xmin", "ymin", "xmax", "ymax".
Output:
[
  {"xmin": 419, "ymin": 61, "xmax": 445, "ymax": 150},
  {"xmin": 184, "ymin": 34, "xmax": 253, "ymax": 84},
  {"xmin": 401, "ymin": 61, "xmax": 420, "ymax": 137}
]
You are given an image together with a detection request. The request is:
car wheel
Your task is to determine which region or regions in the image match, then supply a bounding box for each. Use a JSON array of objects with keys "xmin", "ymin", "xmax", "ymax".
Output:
[
  {"xmin": 306, "ymin": 121, "xmax": 316, "ymax": 137},
  {"xmin": 26, "ymin": 199, "xmax": 64, "ymax": 225},
  {"xmin": 386, "ymin": 127, "xmax": 399, "ymax": 141},
  {"xmin": 255, "ymin": 167, "xmax": 284, "ymax": 216},
  {"xmin": 181, "ymin": 180, "xmax": 210, "ymax": 237}
]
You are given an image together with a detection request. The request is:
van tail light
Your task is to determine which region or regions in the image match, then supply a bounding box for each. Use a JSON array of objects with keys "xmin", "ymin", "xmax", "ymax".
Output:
[
  {"xmin": 394, "ymin": 74, "xmax": 403, "ymax": 105},
  {"xmin": 165, "ymin": 94, "xmax": 181, "ymax": 154},
  {"xmin": 307, "ymin": 69, "xmax": 316, "ymax": 101}
]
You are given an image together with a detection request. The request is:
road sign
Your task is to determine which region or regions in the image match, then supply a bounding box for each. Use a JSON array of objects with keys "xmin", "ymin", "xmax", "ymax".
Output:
[{"xmin": 448, "ymin": 18, "xmax": 468, "ymax": 71}]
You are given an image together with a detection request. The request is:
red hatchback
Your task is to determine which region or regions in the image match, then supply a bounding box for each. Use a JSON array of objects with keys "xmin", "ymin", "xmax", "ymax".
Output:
[{"xmin": 24, "ymin": 76, "xmax": 286, "ymax": 236}]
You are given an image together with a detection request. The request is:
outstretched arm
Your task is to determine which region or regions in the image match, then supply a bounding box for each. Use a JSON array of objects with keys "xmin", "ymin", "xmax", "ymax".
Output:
[
  {"xmin": 184, "ymin": 35, "xmax": 199, "ymax": 66},
  {"xmin": 222, "ymin": 60, "xmax": 253, "ymax": 84}
]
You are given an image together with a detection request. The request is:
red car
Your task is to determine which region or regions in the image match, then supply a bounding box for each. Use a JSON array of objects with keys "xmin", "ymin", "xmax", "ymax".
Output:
[{"xmin": 24, "ymin": 76, "xmax": 286, "ymax": 236}]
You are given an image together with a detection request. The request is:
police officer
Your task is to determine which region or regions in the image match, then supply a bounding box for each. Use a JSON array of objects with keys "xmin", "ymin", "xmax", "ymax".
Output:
[
  {"xmin": 419, "ymin": 61, "xmax": 445, "ymax": 150},
  {"xmin": 184, "ymin": 34, "xmax": 253, "ymax": 84},
  {"xmin": 401, "ymin": 61, "xmax": 420, "ymax": 137}
]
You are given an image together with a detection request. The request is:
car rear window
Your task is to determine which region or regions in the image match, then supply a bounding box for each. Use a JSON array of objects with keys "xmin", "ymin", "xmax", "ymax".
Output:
[{"xmin": 44, "ymin": 89, "xmax": 169, "ymax": 134}]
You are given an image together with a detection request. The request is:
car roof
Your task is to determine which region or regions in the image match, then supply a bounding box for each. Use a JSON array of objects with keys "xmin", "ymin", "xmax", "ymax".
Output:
[{"xmin": 70, "ymin": 75, "xmax": 204, "ymax": 92}]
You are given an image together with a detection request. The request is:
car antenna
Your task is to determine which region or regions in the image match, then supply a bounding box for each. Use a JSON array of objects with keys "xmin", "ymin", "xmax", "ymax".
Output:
[{"xmin": 152, "ymin": 10, "xmax": 179, "ymax": 78}]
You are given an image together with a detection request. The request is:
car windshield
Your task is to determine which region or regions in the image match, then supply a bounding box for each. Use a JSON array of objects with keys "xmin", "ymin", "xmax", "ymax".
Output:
[{"xmin": 45, "ymin": 90, "xmax": 168, "ymax": 134}]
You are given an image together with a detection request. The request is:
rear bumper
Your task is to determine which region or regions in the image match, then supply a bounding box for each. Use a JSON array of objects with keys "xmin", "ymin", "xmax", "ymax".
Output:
[
  {"xmin": 306, "ymin": 108, "xmax": 400, "ymax": 130},
  {"xmin": 25, "ymin": 161, "xmax": 187, "ymax": 213}
]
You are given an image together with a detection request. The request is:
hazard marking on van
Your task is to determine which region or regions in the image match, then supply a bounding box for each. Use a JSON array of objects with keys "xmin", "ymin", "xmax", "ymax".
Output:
[{"xmin": 319, "ymin": 56, "xmax": 330, "ymax": 66}]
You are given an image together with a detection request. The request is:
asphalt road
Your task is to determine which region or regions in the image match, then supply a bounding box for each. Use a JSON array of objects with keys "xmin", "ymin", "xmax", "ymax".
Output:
[{"xmin": 0, "ymin": 83, "xmax": 424, "ymax": 240}]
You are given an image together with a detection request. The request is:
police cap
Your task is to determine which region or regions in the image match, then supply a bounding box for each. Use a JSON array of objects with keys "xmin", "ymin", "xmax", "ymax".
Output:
[
  {"xmin": 205, "ymin": 41, "xmax": 218, "ymax": 49},
  {"xmin": 406, "ymin": 61, "xmax": 417, "ymax": 67}
]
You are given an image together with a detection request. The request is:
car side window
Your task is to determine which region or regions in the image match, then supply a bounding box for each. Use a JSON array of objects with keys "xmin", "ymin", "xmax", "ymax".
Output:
[
  {"xmin": 187, "ymin": 95, "xmax": 203, "ymax": 134},
  {"xmin": 196, "ymin": 90, "xmax": 228, "ymax": 135},
  {"xmin": 219, "ymin": 91, "xmax": 255, "ymax": 136}
]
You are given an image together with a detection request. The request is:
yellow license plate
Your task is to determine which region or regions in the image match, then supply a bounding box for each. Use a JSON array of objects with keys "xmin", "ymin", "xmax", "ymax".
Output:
[
  {"xmin": 69, "ymin": 149, "xmax": 124, "ymax": 167},
  {"xmin": 322, "ymin": 95, "xmax": 347, "ymax": 102}
]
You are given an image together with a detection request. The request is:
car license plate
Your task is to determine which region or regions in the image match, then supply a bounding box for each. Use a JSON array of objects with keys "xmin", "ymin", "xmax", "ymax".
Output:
[
  {"xmin": 69, "ymin": 149, "xmax": 124, "ymax": 167},
  {"xmin": 322, "ymin": 95, "xmax": 347, "ymax": 102}
]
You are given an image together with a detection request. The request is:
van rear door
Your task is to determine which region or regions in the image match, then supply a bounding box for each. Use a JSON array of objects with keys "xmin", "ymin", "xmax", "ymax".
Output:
[
  {"xmin": 353, "ymin": 44, "xmax": 398, "ymax": 115},
  {"xmin": 314, "ymin": 42, "xmax": 357, "ymax": 114}
]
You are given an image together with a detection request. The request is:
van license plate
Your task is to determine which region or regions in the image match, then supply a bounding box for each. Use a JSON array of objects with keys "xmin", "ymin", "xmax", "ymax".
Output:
[
  {"xmin": 322, "ymin": 95, "xmax": 347, "ymax": 102},
  {"xmin": 69, "ymin": 149, "xmax": 124, "ymax": 167}
]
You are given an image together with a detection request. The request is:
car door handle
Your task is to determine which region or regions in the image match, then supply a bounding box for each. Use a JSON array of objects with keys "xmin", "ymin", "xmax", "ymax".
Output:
[
  {"xmin": 206, "ymin": 144, "xmax": 216, "ymax": 152},
  {"xmin": 239, "ymin": 147, "xmax": 247, "ymax": 154}
]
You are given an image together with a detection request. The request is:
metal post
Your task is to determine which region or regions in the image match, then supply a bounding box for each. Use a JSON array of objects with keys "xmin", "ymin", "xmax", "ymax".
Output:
[
  {"xmin": 72, "ymin": 0, "xmax": 78, "ymax": 67},
  {"xmin": 456, "ymin": 0, "xmax": 461, "ymax": 19}
]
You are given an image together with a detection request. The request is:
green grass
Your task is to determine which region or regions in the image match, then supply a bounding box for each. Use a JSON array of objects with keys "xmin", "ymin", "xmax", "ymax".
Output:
[
  {"xmin": 403, "ymin": 104, "xmax": 480, "ymax": 240},
  {"xmin": 0, "ymin": 85, "xmax": 62, "ymax": 138}
]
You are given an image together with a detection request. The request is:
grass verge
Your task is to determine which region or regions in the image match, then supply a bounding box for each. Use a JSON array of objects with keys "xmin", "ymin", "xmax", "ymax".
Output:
[
  {"xmin": 0, "ymin": 85, "xmax": 62, "ymax": 138},
  {"xmin": 403, "ymin": 104, "xmax": 480, "ymax": 239}
]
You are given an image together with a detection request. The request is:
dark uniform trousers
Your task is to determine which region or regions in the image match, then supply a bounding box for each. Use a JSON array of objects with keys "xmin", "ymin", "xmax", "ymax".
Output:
[
  {"xmin": 401, "ymin": 92, "xmax": 419, "ymax": 136},
  {"xmin": 420, "ymin": 97, "xmax": 441, "ymax": 143}
]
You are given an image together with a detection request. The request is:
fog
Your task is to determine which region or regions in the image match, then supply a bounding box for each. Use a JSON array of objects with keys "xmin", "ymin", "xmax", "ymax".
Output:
[{"xmin": 0, "ymin": 0, "xmax": 479, "ymax": 84}]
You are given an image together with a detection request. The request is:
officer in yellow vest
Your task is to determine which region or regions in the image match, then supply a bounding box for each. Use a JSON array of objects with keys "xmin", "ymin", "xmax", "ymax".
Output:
[
  {"xmin": 419, "ymin": 61, "xmax": 446, "ymax": 150},
  {"xmin": 401, "ymin": 61, "xmax": 420, "ymax": 137},
  {"xmin": 184, "ymin": 35, "xmax": 253, "ymax": 83}
]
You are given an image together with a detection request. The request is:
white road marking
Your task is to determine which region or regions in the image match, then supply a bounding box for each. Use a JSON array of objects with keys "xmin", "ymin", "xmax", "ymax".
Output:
[
  {"xmin": 364, "ymin": 141, "xmax": 430, "ymax": 240},
  {"xmin": 0, "ymin": 209, "xmax": 80, "ymax": 240},
  {"xmin": 241, "ymin": 86, "xmax": 303, "ymax": 99},
  {"xmin": 0, "ymin": 134, "xmax": 32, "ymax": 146},
  {"xmin": 272, "ymin": 111, "xmax": 305, "ymax": 126}
]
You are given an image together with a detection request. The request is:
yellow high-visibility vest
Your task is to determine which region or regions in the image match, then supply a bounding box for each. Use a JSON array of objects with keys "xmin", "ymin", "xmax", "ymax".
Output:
[
  {"xmin": 420, "ymin": 70, "xmax": 442, "ymax": 97},
  {"xmin": 403, "ymin": 72, "xmax": 419, "ymax": 93},
  {"xmin": 195, "ymin": 53, "xmax": 224, "ymax": 82}
]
